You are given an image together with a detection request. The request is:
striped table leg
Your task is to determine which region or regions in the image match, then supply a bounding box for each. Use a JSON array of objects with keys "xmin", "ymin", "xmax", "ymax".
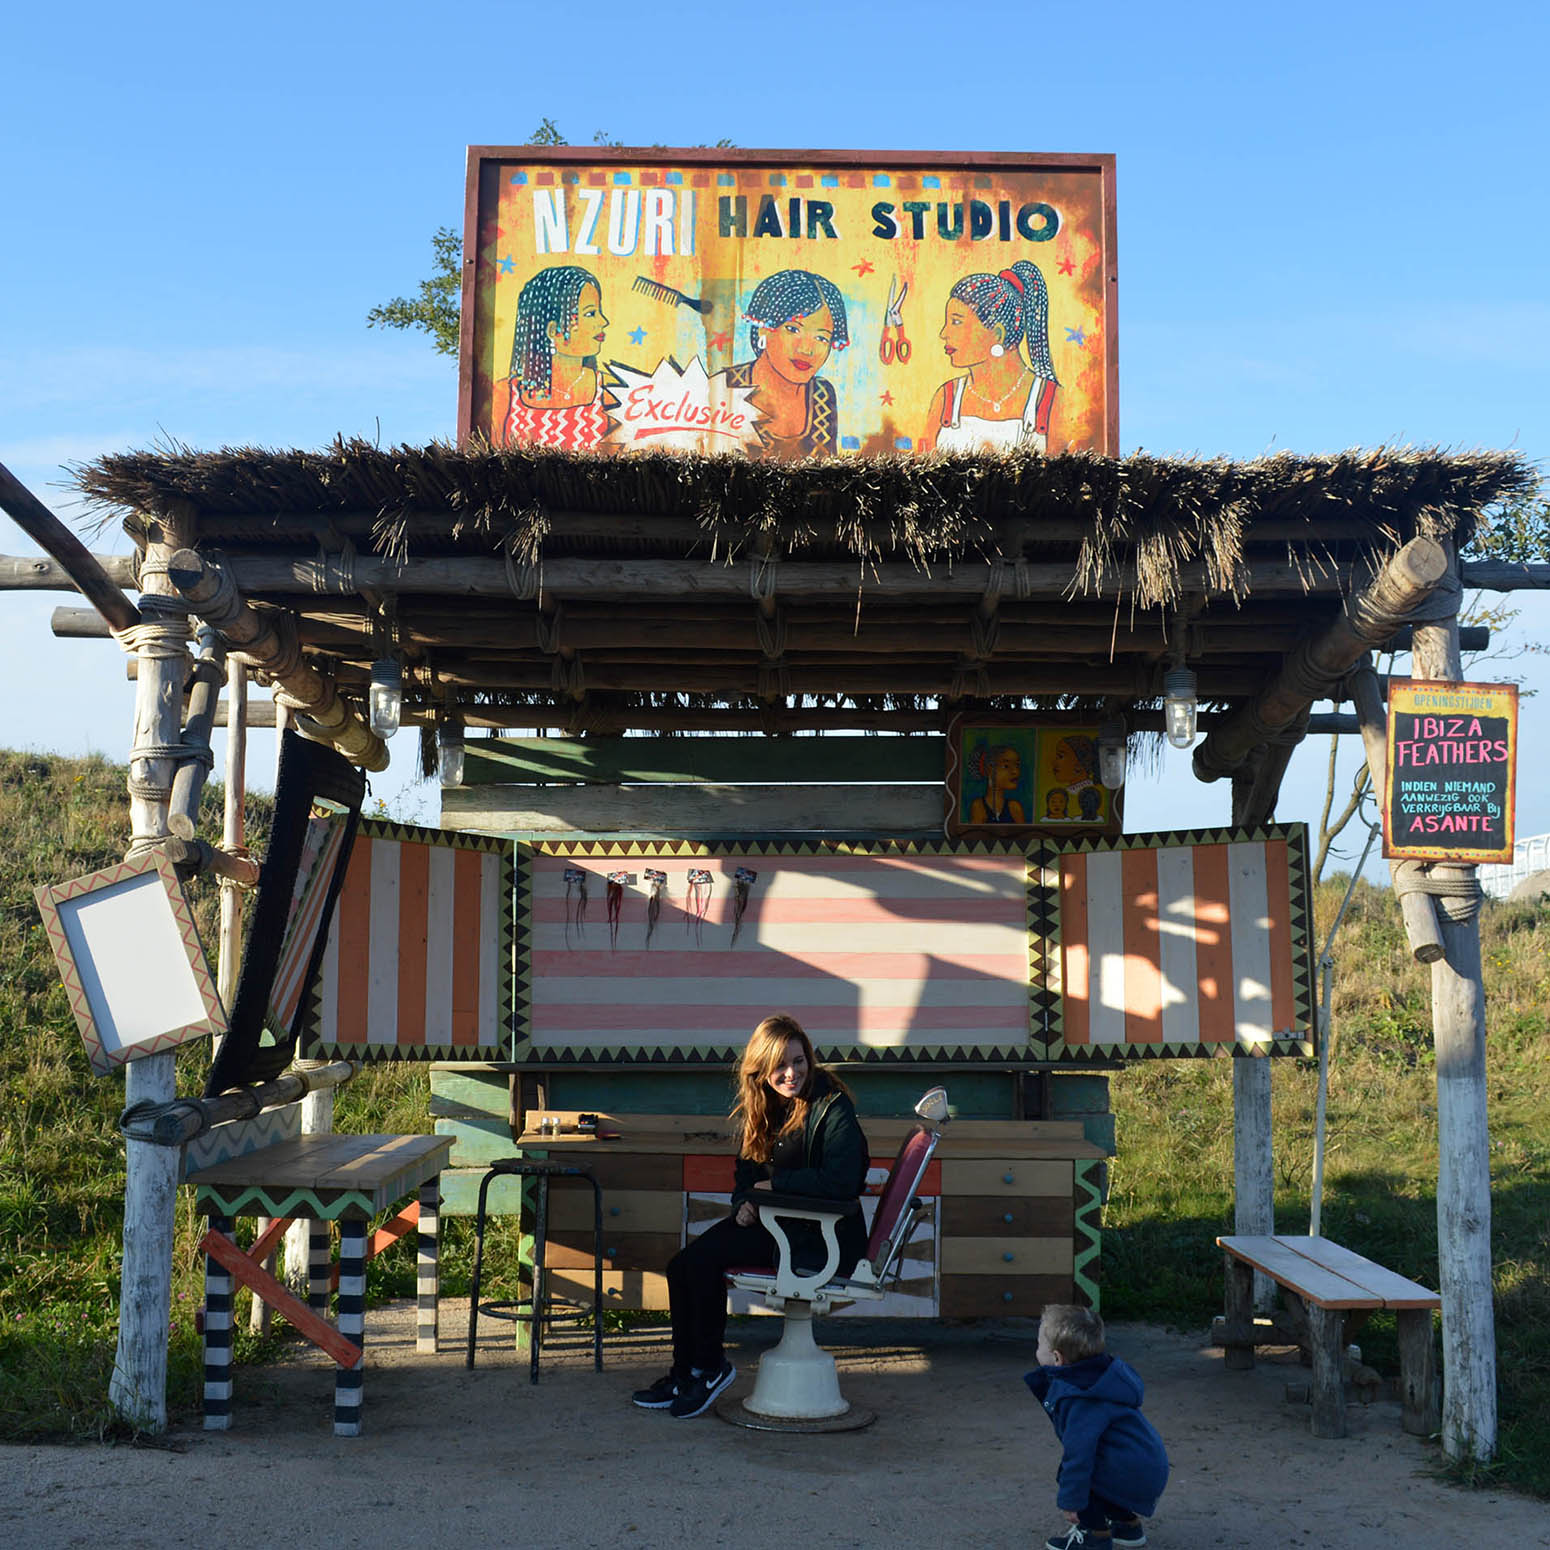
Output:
[
  {"xmin": 203, "ymin": 1214, "xmax": 234, "ymax": 1430},
  {"xmin": 416, "ymin": 1178, "xmax": 440, "ymax": 1354},
  {"xmin": 308, "ymin": 1220, "xmax": 332, "ymax": 1315},
  {"xmin": 335, "ymin": 1218, "xmax": 366, "ymax": 1437}
]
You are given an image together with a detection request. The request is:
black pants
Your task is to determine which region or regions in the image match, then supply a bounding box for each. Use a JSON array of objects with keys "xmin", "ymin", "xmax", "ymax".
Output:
[
  {"xmin": 1075, "ymin": 1490, "xmax": 1134, "ymax": 1531},
  {"xmin": 666, "ymin": 1215, "xmax": 776, "ymax": 1376}
]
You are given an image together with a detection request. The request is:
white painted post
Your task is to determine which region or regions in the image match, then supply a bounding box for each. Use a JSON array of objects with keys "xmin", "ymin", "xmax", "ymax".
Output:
[
  {"xmin": 1411, "ymin": 559, "xmax": 1497, "ymax": 1462},
  {"xmin": 109, "ymin": 507, "xmax": 193, "ymax": 1432}
]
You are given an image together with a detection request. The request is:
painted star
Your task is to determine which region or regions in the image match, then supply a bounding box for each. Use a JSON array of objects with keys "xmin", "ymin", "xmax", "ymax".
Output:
[
  {"xmin": 880, "ymin": 390, "xmax": 895, "ymax": 406},
  {"xmin": 497, "ymin": 254, "xmax": 516, "ymax": 275},
  {"xmin": 628, "ymin": 325, "xmax": 647, "ymax": 345},
  {"xmin": 709, "ymin": 330, "xmax": 731, "ymax": 350},
  {"xmin": 851, "ymin": 259, "xmax": 876, "ymax": 277},
  {"xmin": 1057, "ymin": 255, "xmax": 1076, "ymax": 276},
  {"xmin": 1065, "ymin": 325, "xmax": 1087, "ymax": 348}
]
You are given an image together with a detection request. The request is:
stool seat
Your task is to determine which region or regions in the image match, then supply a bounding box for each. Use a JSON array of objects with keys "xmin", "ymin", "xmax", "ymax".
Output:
[{"xmin": 466, "ymin": 1157, "xmax": 604, "ymax": 1383}]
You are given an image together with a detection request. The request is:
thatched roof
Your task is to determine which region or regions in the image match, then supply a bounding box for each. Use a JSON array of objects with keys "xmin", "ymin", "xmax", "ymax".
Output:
[{"xmin": 74, "ymin": 440, "xmax": 1535, "ymax": 735}]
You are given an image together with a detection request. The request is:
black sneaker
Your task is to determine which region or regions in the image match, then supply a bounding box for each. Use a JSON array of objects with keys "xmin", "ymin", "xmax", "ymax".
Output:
[
  {"xmin": 1106, "ymin": 1516, "xmax": 1147, "ymax": 1548},
  {"xmin": 1045, "ymin": 1528, "xmax": 1111, "ymax": 1550},
  {"xmin": 668, "ymin": 1359, "xmax": 736, "ymax": 1418},
  {"xmin": 630, "ymin": 1371, "xmax": 681, "ymax": 1409}
]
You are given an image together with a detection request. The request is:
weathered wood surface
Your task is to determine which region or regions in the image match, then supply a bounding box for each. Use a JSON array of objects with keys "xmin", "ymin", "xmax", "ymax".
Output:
[
  {"xmin": 189, "ymin": 1133, "xmax": 452, "ymax": 1216},
  {"xmin": 1217, "ymin": 1235, "xmax": 1438, "ymax": 1309},
  {"xmin": 441, "ymin": 782, "xmax": 944, "ymax": 835},
  {"xmin": 1411, "ymin": 579, "xmax": 1498, "ymax": 1463}
]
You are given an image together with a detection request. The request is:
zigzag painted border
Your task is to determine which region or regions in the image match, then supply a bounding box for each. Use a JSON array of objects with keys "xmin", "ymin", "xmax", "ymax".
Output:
[
  {"xmin": 512, "ymin": 837, "xmax": 1038, "ymax": 1065},
  {"xmin": 193, "ymin": 1183, "xmax": 378, "ymax": 1220},
  {"xmin": 1072, "ymin": 1158, "xmax": 1104, "ymax": 1311},
  {"xmin": 34, "ymin": 848, "xmax": 227, "ymax": 1077},
  {"xmin": 181, "ymin": 1104, "xmax": 303, "ymax": 1181}
]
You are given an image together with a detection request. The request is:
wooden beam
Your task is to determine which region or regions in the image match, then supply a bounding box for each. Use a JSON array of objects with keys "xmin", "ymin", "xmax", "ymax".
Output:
[
  {"xmin": 1193, "ymin": 537, "xmax": 1450, "ymax": 783},
  {"xmin": 0, "ymin": 462, "xmax": 140, "ymax": 630}
]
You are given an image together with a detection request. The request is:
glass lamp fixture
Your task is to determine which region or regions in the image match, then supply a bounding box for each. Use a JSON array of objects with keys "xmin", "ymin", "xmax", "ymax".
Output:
[
  {"xmin": 1163, "ymin": 665, "xmax": 1199, "ymax": 749},
  {"xmin": 1097, "ymin": 716, "xmax": 1128, "ymax": 789},
  {"xmin": 438, "ymin": 722, "xmax": 465, "ymax": 789},
  {"xmin": 368, "ymin": 657, "xmax": 402, "ymax": 738}
]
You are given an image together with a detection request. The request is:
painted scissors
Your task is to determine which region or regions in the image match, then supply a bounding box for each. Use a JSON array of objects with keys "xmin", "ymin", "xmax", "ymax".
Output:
[{"xmin": 879, "ymin": 276, "xmax": 911, "ymax": 365}]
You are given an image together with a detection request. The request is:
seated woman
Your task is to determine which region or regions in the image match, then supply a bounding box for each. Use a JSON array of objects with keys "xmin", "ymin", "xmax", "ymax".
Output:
[{"xmin": 631, "ymin": 1013, "xmax": 869, "ymax": 1419}]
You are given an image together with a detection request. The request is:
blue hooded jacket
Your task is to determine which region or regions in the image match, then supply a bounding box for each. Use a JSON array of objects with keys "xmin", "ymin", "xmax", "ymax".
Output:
[{"xmin": 1024, "ymin": 1353, "xmax": 1170, "ymax": 1517}]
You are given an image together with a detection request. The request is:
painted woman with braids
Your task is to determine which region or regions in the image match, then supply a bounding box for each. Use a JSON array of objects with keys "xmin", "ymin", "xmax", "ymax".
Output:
[
  {"xmin": 502, "ymin": 264, "xmax": 610, "ymax": 451},
  {"xmin": 917, "ymin": 259, "xmax": 1059, "ymax": 455},
  {"xmin": 719, "ymin": 268, "xmax": 849, "ymax": 458}
]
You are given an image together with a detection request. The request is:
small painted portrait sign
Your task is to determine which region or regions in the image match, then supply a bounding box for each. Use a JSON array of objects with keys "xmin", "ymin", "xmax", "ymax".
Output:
[{"xmin": 945, "ymin": 716, "xmax": 1120, "ymax": 838}]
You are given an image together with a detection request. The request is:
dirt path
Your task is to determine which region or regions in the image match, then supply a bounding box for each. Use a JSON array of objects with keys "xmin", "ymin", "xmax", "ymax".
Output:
[{"xmin": 3, "ymin": 1309, "xmax": 1547, "ymax": 1548}]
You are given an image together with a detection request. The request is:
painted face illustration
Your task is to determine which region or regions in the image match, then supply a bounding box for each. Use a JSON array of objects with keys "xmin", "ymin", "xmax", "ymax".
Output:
[
  {"xmin": 938, "ymin": 299, "xmax": 999, "ymax": 369},
  {"xmin": 760, "ymin": 303, "xmax": 835, "ymax": 385},
  {"xmin": 1051, "ymin": 740, "xmax": 1087, "ymax": 785},
  {"xmin": 992, "ymin": 747, "xmax": 1022, "ymax": 791},
  {"xmin": 766, "ymin": 1036, "xmax": 810, "ymax": 1100},
  {"xmin": 550, "ymin": 283, "xmax": 608, "ymax": 359}
]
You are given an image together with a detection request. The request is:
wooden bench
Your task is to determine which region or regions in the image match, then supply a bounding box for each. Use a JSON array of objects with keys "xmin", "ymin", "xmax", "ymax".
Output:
[{"xmin": 1216, "ymin": 1234, "xmax": 1441, "ymax": 1439}]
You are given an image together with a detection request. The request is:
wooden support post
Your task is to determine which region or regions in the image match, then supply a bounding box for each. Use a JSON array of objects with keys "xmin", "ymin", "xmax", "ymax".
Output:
[
  {"xmin": 167, "ymin": 625, "xmax": 224, "ymax": 839},
  {"xmin": 1411, "ymin": 564, "xmax": 1497, "ymax": 1463},
  {"xmin": 284, "ymin": 1063, "xmax": 338, "ymax": 1307},
  {"xmin": 417, "ymin": 1181, "xmax": 440, "ymax": 1355},
  {"xmin": 1396, "ymin": 1307, "xmax": 1442, "ymax": 1437},
  {"xmin": 1221, "ymin": 1254, "xmax": 1257, "ymax": 1371},
  {"xmin": 335, "ymin": 1219, "xmax": 368, "ymax": 1436},
  {"xmin": 1307, "ymin": 1303, "xmax": 1349, "ymax": 1438},
  {"xmin": 109, "ymin": 505, "xmax": 193, "ymax": 1433},
  {"xmin": 202, "ymin": 1213, "xmax": 235, "ymax": 1431}
]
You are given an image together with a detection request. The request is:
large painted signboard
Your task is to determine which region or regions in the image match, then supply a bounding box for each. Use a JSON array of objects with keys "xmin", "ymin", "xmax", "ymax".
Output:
[
  {"xmin": 459, "ymin": 147, "xmax": 1117, "ymax": 460},
  {"xmin": 1384, "ymin": 679, "xmax": 1518, "ymax": 863}
]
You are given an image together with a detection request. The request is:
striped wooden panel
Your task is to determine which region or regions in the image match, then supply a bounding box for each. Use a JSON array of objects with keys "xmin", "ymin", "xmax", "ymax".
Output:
[
  {"xmin": 1052, "ymin": 829, "xmax": 1313, "ymax": 1058},
  {"xmin": 310, "ymin": 820, "xmax": 514, "ymax": 1061},
  {"xmin": 940, "ymin": 1195, "xmax": 1075, "ymax": 1238},
  {"xmin": 544, "ymin": 1231, "xmax": 681, "ymax": 1272},
  {"xmin": 941, "ymin": 1159, "xmax": 1072, "ymax": 1196},
  {"xmin": 550, "ymin": 1188, "xmax": 683, "ymax": 1234},
  {"xmin": 517, "ymin": 841, "xmax": 1034, "ymax": 1063},
  {"xmin": 939, "ymin": 1273, "xmax": 1073, "ymax": 1318},
  {"xmin": 546, "ymin": 1267, "xmax": 671, "ymax": 1310}
]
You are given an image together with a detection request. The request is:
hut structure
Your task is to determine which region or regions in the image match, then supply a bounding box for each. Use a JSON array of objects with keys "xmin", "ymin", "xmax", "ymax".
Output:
[{"xmin": 1, "ymin": 439, "xmax": 1536, "ymax": 1458}]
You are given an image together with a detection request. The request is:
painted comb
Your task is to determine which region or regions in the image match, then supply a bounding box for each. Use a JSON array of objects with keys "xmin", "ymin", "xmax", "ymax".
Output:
[{"xmin": 632, "ymin": 275, "xmax": 710, "ymax": 314}]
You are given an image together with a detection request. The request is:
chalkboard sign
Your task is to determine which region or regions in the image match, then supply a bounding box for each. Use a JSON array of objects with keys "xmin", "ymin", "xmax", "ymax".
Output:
[{"xmin": 1384, "ymin": 680, "xmax": 1518, "ymax": 862}]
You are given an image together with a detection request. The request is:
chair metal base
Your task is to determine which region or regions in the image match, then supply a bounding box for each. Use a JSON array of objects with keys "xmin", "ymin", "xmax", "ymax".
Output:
[
  {"xmin": 715, "ymin": 1394, "xmax": 876, "ymax": 1432},
  {"xmin": 719, "ymin": 1300, "xmax": 877, "ymax": 1431}
]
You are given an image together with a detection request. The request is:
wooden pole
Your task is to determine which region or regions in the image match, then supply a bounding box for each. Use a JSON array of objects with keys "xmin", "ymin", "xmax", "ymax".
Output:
[
  {"xmin": 1410, "ymin": 553, "xmax": 1497, "ymax": 1463},
  {"xmin": 167, "ymin": 626, "xmax": 224, "ymax": 840},
  {"xmin": 108, "ymin": 506, "xmax": 193, "ymax": 1433}
]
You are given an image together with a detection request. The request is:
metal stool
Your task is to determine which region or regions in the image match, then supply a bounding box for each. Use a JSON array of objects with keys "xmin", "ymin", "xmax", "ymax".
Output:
[{"xmin": 466, "ymin": 1157, "xmax": 603, "ymax": 1383}]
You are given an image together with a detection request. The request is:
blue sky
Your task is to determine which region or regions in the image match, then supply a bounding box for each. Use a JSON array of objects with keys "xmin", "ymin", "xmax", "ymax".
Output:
[{"xmin": 2, "ymin": 0, "xmax": 1546, "ymax": 872}]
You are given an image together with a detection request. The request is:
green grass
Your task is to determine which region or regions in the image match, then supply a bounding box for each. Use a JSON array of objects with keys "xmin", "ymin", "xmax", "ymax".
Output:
[{"xmin": 2, "ymin": 750, "xmax": 1546, "ymax": 1495}]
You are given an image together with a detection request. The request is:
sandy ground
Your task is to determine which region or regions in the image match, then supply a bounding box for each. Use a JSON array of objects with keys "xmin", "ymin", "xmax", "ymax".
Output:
[{"xmin": 3, "ymin": 1307, "xmax": 1547, "ymax": 1549}]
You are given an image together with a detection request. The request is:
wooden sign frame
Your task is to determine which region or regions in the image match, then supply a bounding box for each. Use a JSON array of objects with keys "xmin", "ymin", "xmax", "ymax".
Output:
[
  {"xmin": 459, "ymin": 145, "xmax": 1118, "ymax": 459},
  {"xmin": 1383, "ymin": 679, "xmax": 1518, "ymax": 863},
  {"xmin": 34, "ymin": 848, "xmax": 226, "ymax": 1077}
]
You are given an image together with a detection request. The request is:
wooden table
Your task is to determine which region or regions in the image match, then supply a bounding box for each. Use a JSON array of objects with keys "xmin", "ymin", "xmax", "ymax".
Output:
[
  {"xmin": 1217, "ymin": 1234, "xmax": 1440, "ymax": 1438},
  {"xmin": 190, "ymin": 1132, "xmax": 453, "ymax": 1436}
]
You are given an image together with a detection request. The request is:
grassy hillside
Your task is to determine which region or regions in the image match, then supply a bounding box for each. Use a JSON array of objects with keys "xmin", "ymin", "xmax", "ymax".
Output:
[{"xmin": 1, "ymin": 750, "xmax": 1545, "ymax": 1494}]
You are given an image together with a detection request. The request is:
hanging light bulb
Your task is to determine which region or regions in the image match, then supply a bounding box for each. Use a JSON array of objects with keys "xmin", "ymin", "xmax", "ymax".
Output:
[
  {"xmin": 438, "ymin": 720, "xmax": 465, "ymax": 788},
  {"xmin": 1098, "ymin": 715, "xmax": 1128, "ymax": 789},
  {"xmin": 369, "ymin": 657, "xmax": 402, "ymax": 738},
  {"xmin": 1163, "ymin": 665, "xmax": 1198, "ymax": 749}
]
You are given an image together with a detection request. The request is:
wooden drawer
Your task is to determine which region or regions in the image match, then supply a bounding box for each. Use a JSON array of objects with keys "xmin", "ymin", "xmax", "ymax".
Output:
[
  {"xmin": 939, "ymin": 1273, "xmax": 1074, "ymax": 1318},
  {"xmin": 941, "ymin": 1196, "xmax": 1074, "ymax": 1238},
  {"xmin": 940, "ymin": 1237, "xmax": 1074, "ymax": 1276},
  {"xmin": 546, "ymin": 1267, "xmax": 671, "ymax": 1311},
  {"xmin": 941, "ymin": 1160, "xmax": 1072, "ymax": 1196},
  {"xmin": 544, "ymin": 1230, "xmax": 681, "ymax": 1272},
  {"xmin": 549, "ymin": 1187, "xmax": 682, "ymax": 1234}
]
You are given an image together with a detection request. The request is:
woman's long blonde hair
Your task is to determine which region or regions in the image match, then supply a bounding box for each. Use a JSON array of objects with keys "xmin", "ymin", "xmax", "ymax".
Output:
[{"xmin": 732, "ymin": 1014, "xmax": 849, "ymax": 1163}]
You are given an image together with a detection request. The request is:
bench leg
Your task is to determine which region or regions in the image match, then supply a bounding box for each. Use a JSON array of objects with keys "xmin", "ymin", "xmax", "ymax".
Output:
[
  {"xmin": 307, "ymin": 1219, "xmax": 332, "ymax": 1315},
  {"xmin": 1222, "ymin": 1254, "xmax": 1257, "ymax": 1371},
  {"xmin": 1308, "ymin": 1304, "xmax": 1347, "ymax": 1438},
  {"xmin": 335, "ymin": 1218, "xmax": 366, "ymax": 1437},
  {"xmin": 203, "ymin": 1213, "xmax": 234, "ymax": 1430},
  {"xmin": 1396, "ymin": 1308, "xmax": 1440, "ymax": 1436},
  {"xmin": 416, "ymin": 1178, "xmax": 440, "ymax": 1355}
]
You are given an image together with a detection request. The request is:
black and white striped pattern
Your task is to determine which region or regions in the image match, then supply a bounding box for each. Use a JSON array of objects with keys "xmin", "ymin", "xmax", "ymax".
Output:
[
  {"xmin": 307, "ymin": 1220, "xmax": 332, "ymax": 1314},
  {"xmin": 202, "ymin": 1214, "xmax": 234, "ymax": 1430},
  {"xmin": 416, "ymin": 1180, "xmax": 440, "ymax": 1354},
  {"xmin": 334, "ymin": 1218, "xmax": 366, "ymax": 1437}
]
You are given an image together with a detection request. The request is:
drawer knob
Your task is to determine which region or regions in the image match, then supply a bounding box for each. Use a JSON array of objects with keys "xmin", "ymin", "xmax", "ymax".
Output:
[
  {"xmin": 606, "ymin": 1247, "xmax": 617, "ymax": 1259},
  {"xmin": 1002, "ymin": 1172, "xmax": 1015, "ymax": 1185},
  {"xmin": 609, "ymin": 1206, "xmax": 621, "ymax": 1217},
  {"xmin": 1003, "ymin": 1291, "xmax": 1014, "ymax": 1303},
  {"xmin": 1002, "ymin": 1212, "xmax": 1014, "ymax": 1225},
  {"xmin": 1002, "ymin": 1251, "xmax": 1015, "ymax": 1263}
]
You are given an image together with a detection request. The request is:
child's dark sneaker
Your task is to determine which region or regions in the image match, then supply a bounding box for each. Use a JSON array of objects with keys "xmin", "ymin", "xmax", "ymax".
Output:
[
  {"xmin": 1106, "ymin": 1516, "xmax": 1147, "ymax": 1548},
  {"xmin": 668, "ymin": 1359, "xmax": 736, "ymax": 1418},
  {"xmin": 1044, "ymin": 1528, "xmax": 1111, "ymax": 1550},
  {"xmin": 630, "ymin": 1371, "xmax": 681, "ymax": 1409}
]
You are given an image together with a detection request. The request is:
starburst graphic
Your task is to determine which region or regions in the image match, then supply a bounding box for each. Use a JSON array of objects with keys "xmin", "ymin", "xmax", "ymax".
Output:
[
  {"xmin": 604, "ymin": 356, "xmax": 763, "ymax": 454},
  {"xmin": 1057, "ymin": 255, "xmax": 1075, "ymax": 276},
  {"xmin": 852, "ymin": 259, "xmax": 875, "ymax": 277}
]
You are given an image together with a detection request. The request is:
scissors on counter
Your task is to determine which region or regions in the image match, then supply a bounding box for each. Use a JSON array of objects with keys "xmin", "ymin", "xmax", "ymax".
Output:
[{"xmin": 879, "ymin": 276, "xmax": 911, "ymax": 365}]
